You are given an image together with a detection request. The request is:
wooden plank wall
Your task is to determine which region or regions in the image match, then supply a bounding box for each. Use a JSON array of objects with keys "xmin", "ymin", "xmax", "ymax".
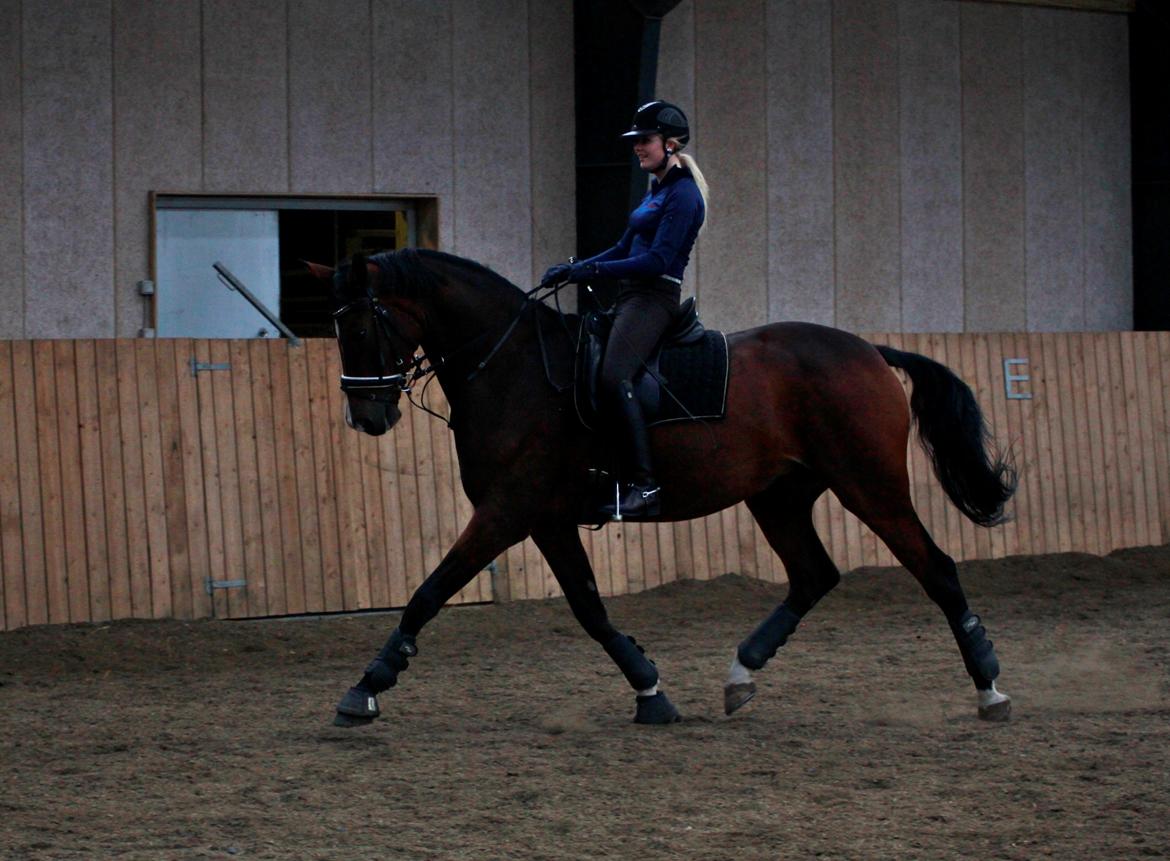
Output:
[
  {"xmin": 1, "ymin": 332, "xmax": 1168, "ymax": 630},
  {"xmin": 0, "ymin": 338, "xmax": 491, "ymax": 631}
]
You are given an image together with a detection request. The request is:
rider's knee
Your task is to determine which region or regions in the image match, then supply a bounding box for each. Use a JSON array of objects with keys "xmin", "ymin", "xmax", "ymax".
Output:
[{"xmin": 597, "ymin": 371, "xmax": 630, "ymax": 405}]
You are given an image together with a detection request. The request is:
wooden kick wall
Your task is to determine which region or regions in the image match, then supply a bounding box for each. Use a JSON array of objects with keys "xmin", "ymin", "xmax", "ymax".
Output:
[{"xmin": 1, "ymin": 332, "xmax": 1168, "ymax": 631}]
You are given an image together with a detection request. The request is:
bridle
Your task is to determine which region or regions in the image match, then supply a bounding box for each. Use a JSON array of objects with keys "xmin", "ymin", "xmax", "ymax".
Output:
[
  {"xmin": 332, "ymin": 291, "xmax": 432, "ymax": 403},
  {"xmin": 332, "ymin": 266, "xmax": 578, "ymax": 423}
]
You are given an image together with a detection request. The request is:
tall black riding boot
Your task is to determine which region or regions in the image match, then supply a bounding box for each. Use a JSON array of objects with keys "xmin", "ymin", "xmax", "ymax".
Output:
[{"xmin": 600, "ymin": 380, "xmax": 661, "ymax": 519}]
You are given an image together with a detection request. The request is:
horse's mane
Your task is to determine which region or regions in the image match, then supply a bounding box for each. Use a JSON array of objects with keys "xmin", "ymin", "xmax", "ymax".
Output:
[{"xmin": 368, "ymin": 248, "xmax": 526, "ymax": 302}]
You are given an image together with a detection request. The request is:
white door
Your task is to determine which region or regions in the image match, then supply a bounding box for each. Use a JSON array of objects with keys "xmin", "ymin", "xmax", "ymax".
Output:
[{"xmin": 155, "ymin": 209, "xmax": 281, "ymax": 338}]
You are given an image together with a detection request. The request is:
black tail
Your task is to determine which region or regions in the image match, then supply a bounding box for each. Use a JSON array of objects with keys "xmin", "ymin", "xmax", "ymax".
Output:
[{"xmin": 876, "ymin": 345, "xmax": 1017, "ymax": 527}]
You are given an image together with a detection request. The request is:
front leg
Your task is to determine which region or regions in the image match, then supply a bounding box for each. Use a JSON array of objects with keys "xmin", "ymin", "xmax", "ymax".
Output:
[
  {"xmin": 334, "ymin": 508, "xmax": 525, "ymax": 726},
  {"xmin": 531, "ymin": 524, "xmax": 680, "ymax": 724}
]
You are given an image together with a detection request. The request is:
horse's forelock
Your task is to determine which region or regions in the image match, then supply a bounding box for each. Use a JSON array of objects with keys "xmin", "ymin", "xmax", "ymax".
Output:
[{"xmin": 331, "ymin": 262, "xmax": 353, "ymax": 304}]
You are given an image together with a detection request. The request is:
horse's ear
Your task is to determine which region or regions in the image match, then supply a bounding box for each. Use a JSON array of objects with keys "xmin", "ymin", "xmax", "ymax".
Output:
[
  {"xmin": 349, "ymin": 253, "xmax": 368, "ymax": 290},
  {"xmin": 304, "ymin": 261, "xmax": 334, "ymax": 282}
]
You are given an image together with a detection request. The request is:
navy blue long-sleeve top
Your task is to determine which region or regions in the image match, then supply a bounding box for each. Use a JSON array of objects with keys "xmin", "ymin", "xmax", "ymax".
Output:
[{"xmin": 581, "ymin": 165, "xmax": 705, "ymax": 282}]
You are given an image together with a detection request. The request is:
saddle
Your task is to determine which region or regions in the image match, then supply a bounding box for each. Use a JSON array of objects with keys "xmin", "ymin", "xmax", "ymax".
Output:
[{"xmin": 574, "ymin": 296, "xmax": 730, "ymax": 430}]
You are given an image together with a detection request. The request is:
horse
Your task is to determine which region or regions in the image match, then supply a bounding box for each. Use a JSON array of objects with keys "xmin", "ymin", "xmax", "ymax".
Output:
[{"xmin": 307, "ymin": 248, "xmax": 1017, "ymax": 727}]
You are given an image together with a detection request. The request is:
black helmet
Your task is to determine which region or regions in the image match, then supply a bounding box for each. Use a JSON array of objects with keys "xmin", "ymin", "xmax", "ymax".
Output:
[{"xmin": 621, "ymin": 100, "xmax": 690, "ymax": 146}]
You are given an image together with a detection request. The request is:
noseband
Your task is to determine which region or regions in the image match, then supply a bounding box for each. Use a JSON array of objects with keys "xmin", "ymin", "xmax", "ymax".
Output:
[{"xmin": 332, "ymin": 293, "xmax": 430, "ymax": 402}]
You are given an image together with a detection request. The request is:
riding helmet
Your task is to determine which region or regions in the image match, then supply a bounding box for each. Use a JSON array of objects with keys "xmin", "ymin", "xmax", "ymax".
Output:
[{"xmin": 621, "ymin": 100, "xmax": 690, "ymax": 146}]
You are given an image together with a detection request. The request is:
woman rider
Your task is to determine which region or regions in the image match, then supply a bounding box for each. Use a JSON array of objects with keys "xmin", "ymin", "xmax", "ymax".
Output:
[{"xmin": 543, "ymin": 100, "xmax": 708, "ymax": 518}]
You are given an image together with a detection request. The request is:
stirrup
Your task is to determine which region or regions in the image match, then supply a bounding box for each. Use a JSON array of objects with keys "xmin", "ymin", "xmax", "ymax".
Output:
[{"xmin": 603, "ymin": 481, "xmax": 661, "ymax": 521}]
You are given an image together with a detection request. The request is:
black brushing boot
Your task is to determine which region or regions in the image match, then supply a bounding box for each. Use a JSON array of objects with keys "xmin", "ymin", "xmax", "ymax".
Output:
[{"xmin": 333, "ymin": 629, "xmax": 417, "ymax": 727}]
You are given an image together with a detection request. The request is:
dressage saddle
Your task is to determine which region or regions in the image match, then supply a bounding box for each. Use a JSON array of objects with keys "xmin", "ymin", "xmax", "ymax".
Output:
[{"xmin": 573, "ymin": 296, "xmax": 729, "ymax": 431}]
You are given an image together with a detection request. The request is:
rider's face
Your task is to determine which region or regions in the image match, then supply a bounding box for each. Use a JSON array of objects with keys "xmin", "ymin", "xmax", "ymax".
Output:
[{"xmin": 632, "ymin": 134, "xmax": 666, "ymax": 172}]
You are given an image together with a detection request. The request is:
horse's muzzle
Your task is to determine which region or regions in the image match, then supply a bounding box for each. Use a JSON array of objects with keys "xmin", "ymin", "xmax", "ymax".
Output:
[{"xmin": 345, "ymin": 399, "xmax": 401, "ymax": 436}]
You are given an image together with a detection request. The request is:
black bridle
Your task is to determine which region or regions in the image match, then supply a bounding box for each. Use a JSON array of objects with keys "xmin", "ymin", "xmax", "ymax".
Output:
[
  {"xmin": 333, "ymin": 272, "xmax": 577, "ymax": 422},
  {"xmin": 332, "ymin": 291, "xmax": 432, "ymax": 402}
]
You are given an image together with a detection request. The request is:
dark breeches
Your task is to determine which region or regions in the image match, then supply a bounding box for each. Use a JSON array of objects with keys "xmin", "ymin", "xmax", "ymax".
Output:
[{"xmin": 598, "ymin": 281, "xmax": 680, "ymax": 400}]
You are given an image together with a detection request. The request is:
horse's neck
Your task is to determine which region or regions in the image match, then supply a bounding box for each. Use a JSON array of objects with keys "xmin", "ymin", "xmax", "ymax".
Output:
[
  {"xmin": 414, "ymin": 263, "xmax": 547, "ymax": 398},
  {"xmin": 415, "ymin": 264, "xmax": 524, "ymax": 352}
]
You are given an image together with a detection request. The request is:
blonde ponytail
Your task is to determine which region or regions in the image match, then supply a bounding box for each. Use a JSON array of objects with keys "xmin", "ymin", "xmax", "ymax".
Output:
[
  {"xmin": 677, "ymin": 153, "xmax": 709, "ymax": 210},
  {"xmin": 668, "ymin": 138, "xmax": 709, "ymax": 234}
]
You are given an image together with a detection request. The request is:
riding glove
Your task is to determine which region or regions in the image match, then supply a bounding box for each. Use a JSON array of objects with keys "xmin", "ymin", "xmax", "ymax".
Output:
[
  {"xmin": 541, "ymin": 261, "xmax": 601, "ymax": 287},
  {"xmin": 541, "ymin": 262, "xmax": 572, "ymax": 287}
]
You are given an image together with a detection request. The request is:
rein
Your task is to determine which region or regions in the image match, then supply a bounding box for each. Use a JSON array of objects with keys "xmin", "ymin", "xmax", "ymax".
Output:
[{"xmin": 465, "ymin": 278, "xmax": 574, "ymax": 386}]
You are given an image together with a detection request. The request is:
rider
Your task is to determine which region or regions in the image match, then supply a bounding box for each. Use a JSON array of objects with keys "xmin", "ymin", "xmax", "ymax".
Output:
[{"xmin": 544, "ymin": 100, "xmax": 708, "ymax": 518}]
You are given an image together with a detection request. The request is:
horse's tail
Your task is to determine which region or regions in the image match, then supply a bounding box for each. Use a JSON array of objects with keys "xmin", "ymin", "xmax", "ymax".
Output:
[{"xmin": 876, "ymin": 345, "xmax": 1017, "ymax": 527}]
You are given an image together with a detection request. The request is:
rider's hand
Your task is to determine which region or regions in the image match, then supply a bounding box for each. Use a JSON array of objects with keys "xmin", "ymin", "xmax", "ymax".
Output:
[{"xmin": 541, "ymin": 262, "xmax": 572, "ymax": 287}]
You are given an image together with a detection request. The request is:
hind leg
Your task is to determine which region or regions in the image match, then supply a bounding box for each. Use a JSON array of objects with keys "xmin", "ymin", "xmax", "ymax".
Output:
[
  {"xmin": 832, "ymin": 472, "xmax": 1011, "ymax": 721},
  {"xmin": 725, "ymin": 474, "xmax": 841, "ymax": 715}
]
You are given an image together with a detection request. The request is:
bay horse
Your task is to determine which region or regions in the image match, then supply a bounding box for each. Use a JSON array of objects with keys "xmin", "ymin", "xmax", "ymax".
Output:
[{"xmin": 309, "ymin": 249, "xmax": 1016, "ymax": 727}]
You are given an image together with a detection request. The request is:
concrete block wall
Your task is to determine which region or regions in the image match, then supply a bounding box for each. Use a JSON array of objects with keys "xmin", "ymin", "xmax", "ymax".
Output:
[
  {"xmin": 0, "ymin": 0, "xmax": 1133, "ymax": 338},
  {"xmin": 657, "ymin": 0, "xmax": 1133, "ymax": 334},
  {"xmin": 0, "ymin": 0, "xmax": 576, "ymax": 338},
  {"xmin": 20, "ymin": 0, "xmax": 116, "ymax": 339},
  {"xmin": 0, "ymin": 0, "xmax": 22, "ymax": 337}
]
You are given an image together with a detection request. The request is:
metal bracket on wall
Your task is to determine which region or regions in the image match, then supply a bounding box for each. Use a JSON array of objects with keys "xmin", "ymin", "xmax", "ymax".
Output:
[
  {"xmin": 213, "ymin": 261, "xmax": 302, "ymax": 347},
  {"xmin": 205, "ymin": 578, "xmax": 246, "ymax": 595},
  {"xmin": 190, "ymin": 357, "xmax": 231, "ymax": 376},
  {"xmin": 1003, "ymin": 358, "xmax": 1032, "ymax": 400}
]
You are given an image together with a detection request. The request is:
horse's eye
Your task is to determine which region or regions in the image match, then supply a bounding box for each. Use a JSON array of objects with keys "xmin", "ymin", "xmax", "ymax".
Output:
[{"xmin": 357, "ymin": 328, "xmax": 367, "ymax": 337}]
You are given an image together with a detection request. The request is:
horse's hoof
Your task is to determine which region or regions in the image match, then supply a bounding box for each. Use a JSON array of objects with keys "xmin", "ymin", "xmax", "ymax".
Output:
[
  {"xmin": 723, "ymin": 681, "xmax": 757, "ymax": 716},
  {"xmin": 977, "ymin": 686, "xmax": 1012, "ymax": 722},
  {"xmin": 332, "ymin": 711, "xmax": 376, "ymax": 727},
  {"xmin": 978, "ymin": 699, "xmax": 1011, "ymax": 721},
  {"xmin": 334, "ymin": 686, "xmax": 380, "ymax": 727},
  {"xmin": 634, "ymin": 691, "xmax": 681, "ymax": 724}
]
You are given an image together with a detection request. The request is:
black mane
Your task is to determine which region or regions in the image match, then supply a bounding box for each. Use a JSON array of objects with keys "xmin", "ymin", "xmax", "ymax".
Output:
[{"xmin": 367, "ymin": 248, "xmax": 526, "ymax": 302}]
